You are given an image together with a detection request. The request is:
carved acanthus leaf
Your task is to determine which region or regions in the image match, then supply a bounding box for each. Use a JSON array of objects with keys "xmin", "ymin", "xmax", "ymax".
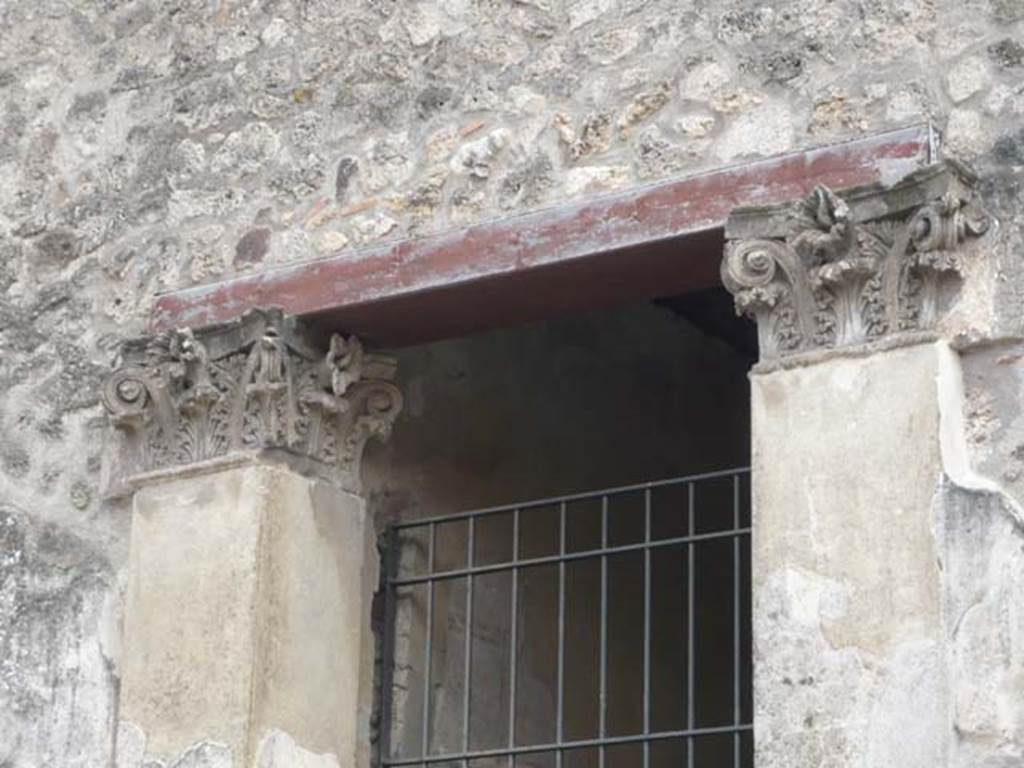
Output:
[
  {"xmin": 102, "ymin": 308, "xmax": 402, "ymax": 492},
  {"xmin": 722, "ymin": 162, "xmax": 990, "ymax": 364},
  {"xmin": 791, "ymin": 185, "xmax": 855, "ymax": 267}
]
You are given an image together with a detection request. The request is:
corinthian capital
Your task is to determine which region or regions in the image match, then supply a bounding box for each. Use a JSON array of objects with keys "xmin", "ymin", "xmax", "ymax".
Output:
[
  {"xmin": 102, "ymin": 308, "xmax": 402, "ymax": 494},
  {"xmin": 722, "ymin": 161, "xmax": 990, "ymax": 365}
]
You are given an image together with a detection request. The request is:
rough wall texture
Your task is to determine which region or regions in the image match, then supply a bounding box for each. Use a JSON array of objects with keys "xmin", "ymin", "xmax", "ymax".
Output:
[
  {"xmin": 751, "ymin": 344, "xmax": 949, "ymax": 766},
  {"xmin": 117, "ymin": 463, "xmax": 376, "ymax": 768},
  {"xmin": 1, "ymin": 0, "xmax": 1023, "ymax": 765},
  {"xmin": 951, "ymin": 342, "xmax": 1024, "ymax": 766},
  {"xmin": 751, "ymin": 342, "xmax": 1024, "ymax": 767}
]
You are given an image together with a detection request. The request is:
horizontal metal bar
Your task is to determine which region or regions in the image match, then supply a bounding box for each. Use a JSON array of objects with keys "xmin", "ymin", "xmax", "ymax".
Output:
[
  {"xmin": 383, "ymin": 724, "xmax": 755, "ymax": 766},
  {"xmin": 391, "ymin": 468, "xmax": 751, "ymax": 530},
  {"xmin": 391, "ymin": 527, "xmax": 751, "ymax": 586}
]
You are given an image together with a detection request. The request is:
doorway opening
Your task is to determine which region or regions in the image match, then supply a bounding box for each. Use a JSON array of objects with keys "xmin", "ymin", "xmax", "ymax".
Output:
[{"xmin": 365, "ymin": 288, "xmax": 753, "ymax": 768}]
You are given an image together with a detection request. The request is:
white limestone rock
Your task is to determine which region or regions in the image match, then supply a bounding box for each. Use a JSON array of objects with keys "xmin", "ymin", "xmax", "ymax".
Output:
[
  {"xmin": 451, "ymin": 129, "xmax": 511, "ymax": 179},
  {"xmin": 947, "ymin": 56, "xmax": 992, "ymax": 103},
  {"xmin": 715, "ymin": 102, "xmax": 793, "ymax": 160},
  {"xmin": 679, "ymin": 61, "xmax": 731, "ymax": 102},
  {"xmin": 674, "ymin": 113, "xmax": 715, "ymax": 138},
  {"xmin": 568, "ymin": 0, "xmax": 616, "ymax": 30},
  {"xmin": 564, "ymin": 165, "xmax": 630, "ymax": 197}
]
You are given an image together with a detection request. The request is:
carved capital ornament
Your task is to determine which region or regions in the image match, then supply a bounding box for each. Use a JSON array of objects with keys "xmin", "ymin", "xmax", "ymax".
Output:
[
  {"xmin": 102, "ymin": 308, "xmax": 402, "ymax": 493},
  {"xmin": 722, "ymin": 161, "xmax": 990, "ymax": 365}
]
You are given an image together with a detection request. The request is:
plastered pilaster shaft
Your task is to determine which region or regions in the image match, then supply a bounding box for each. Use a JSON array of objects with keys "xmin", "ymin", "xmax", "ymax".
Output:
[
  {"xmin": 117, "ymin": 462, "xmax": 377, "ymax": 767},
  {"xmin": 751, "ymin": 340, "xmax": 1024, "ymax": 767},
  {"xmin": 750, "ymin": 342, "xmax": 951, "ymax": 766}
]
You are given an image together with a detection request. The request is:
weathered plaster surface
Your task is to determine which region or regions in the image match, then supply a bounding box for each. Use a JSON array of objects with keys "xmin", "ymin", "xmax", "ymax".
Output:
[
  {"xmin": 752, "ymin": 343, "xmax": 949, "ymax": 766},
  {"xmin": 0, "ymin": 504, "xmax": 118, "ymax": 767},
  {"xmin": 115, "ymin": 727, "xmax": 342, "ymax": 768},
  {"xmin": 120, "ymin": 469, "xmax": 262, "ymax": 761},
  {"xmin": 119, "ymin": 462, "xmax": 375, "ymax": 767},
  {"xmin": 255, "ymin": 729, "xmax": 342, "ymax": 768},
  {"xmin": 752, "ymin": 341, "xmax": 1024, "ymax": 767},
  {"xmin": 941, "ymin": 342, "xmax": 1024, "ymax": 766},
  {"xmin": 1, "ymin": 0, "xmax": 1023, "ymax": 764}
]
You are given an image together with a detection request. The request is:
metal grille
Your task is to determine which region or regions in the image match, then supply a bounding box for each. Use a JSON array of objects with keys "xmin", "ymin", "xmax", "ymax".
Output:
[{"xmin": 378, "ymin": 468, "xmax": 753, "ymax": 768}]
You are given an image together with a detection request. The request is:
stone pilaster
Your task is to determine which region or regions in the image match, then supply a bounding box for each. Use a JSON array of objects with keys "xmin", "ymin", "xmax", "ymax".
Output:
[
  {"xmin": 721, "ymin": 162, "xmax": 1012, "ymax": 767},
  {"xmin": 103, "ymin": 309, "xmax": 402, "ymax": 768}
]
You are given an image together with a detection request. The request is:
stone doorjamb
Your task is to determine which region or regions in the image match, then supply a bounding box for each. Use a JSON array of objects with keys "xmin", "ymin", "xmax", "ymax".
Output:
[
  {"xmin": 721, "ymin": 160, "xmax": 1023, "ymax": 766},
  {"xmin": 102, "ymin": 308, "xmax": 403, "ymax": 768}
]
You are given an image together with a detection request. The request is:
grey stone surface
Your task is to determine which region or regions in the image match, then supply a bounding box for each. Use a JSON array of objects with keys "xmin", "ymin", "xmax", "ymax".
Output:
[
  {"xmin": 118, "ymin": 464, "xmax": 375, "ymax": 767},
  {"xmin": 750, "ymin": 340, "xmax": 1024, "ymax": 766},
  {"xmin": 101, "ymin": 308, "xmax": 401, "ymax": 495},
  {"xmin": 0, "ymin": 504, "xmax": 118, "ymax": 767},
  {"xmin": 722, "ymin": 161, "xmax": 991, "ymax": 366},
  {"xmin": 0, "ymin": 0, "xmax": 1023, "ymax": 765}
]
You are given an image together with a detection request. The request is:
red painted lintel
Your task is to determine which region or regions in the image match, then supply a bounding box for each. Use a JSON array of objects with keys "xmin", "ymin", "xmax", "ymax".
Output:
[{"xmin": 151, "ymin": 124, "xmax": 935, "ymax": 345}]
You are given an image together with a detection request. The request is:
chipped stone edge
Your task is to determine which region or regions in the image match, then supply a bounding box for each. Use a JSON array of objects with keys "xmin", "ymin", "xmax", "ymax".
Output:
[
  {"xmin": 115, "ymin": 720, "xmax": 234, "ymax": 768},
  {"xmin": 725, "ymin": 158, "xmax": 979, "ymax": 241},
  {"xmin": 115, "ymin": 723, "xmax": 344, "ymax": 767},
  {"xmin": 255, "ymin": 728, "xmax": 342, "ymax": 767},
  {"xmin": 749, "ymin": 330, "xmax": 940, "ymax": 374},
  {"xmin": 935, "ymin": 340, "xmax": 1024, "ymax": 531},
  {"xmin": 100, "ymin": 448, "xmax": 354, "ymax": 500}
]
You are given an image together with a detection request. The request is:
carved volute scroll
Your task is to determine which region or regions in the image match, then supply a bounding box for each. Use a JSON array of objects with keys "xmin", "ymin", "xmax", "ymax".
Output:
[
  {"xmin": 722, "ymin": 160, "xmax": 991, "ymax": 366},
  {"xmin": 102, "ymin": 308, "xmax": 403, "ymax": 493}
]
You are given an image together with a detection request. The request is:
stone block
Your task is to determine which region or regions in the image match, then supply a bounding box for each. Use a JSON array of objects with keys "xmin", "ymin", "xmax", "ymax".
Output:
[{"xmin": 118, "ymin": 462, "xmax": 377, "ymax": 767}]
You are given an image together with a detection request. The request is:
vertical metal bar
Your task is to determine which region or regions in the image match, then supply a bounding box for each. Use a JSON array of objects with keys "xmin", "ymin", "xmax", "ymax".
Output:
[
  {"xmin": 378, "ymin": 526, "xmax": 400, "ymax": 768},
  {"xmin": 508, "ymin": 509, "xmax": 520, "ymax": 768},
  {"xmin": 642, "ymin": 489, "xmax": 652, "ymax": 768},
  {"xmin": 462, "ymin": 516, "xmax": 476, "ymax": 768},
  {"xmin": 732, "ymin": 475, "xmax": 741, "ymax": 768},
  {"xmin": 421, "ymin": 523, "xmax": 436, "ymax": 760},
  {"xmin": 686, "ymin": 483, "xmax": 695, "ymax": 768},
  {"xmin": 555, "ymin": 502, "xmax": 566, "ymax": 768},
  {"xmin": 599, "ymin": 496, "xmax": 608, "ymax": 768}
]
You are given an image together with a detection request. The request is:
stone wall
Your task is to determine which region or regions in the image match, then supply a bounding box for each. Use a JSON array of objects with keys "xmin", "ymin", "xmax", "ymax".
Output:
[{"xmin": 1, "ymin": 1, "xmax": 1023, "ymax": 765}]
